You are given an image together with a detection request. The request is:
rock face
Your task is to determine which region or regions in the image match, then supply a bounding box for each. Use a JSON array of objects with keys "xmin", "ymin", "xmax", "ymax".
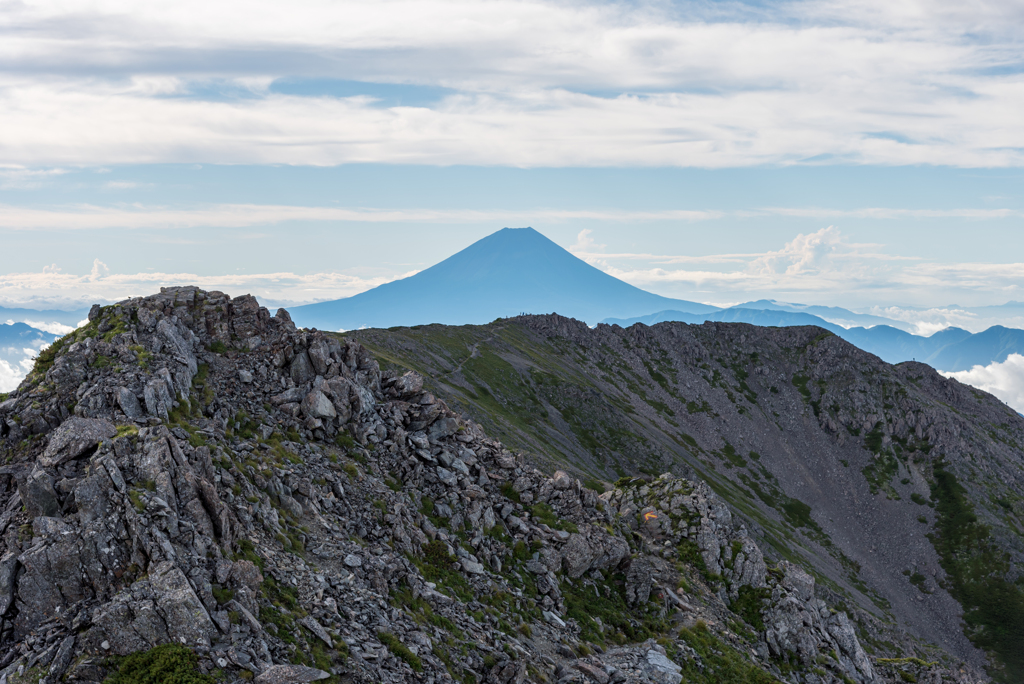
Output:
[
  {"xmin": 0, "ymin": 288, "xmax": 985, "ymax": 684},
  {"xmin": 38, "ymin": 417, "xmax": 116, "ymax": 468},
  {"xmin": 352, "ymin": 313, "xmax": 1024, "ymax": 675}
]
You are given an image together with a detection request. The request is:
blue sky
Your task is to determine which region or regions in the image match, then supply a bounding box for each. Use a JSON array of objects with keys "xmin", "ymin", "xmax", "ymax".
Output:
[{"xmin": 0, "ymin": 0, "xmax": 1022, "ymax": 317}]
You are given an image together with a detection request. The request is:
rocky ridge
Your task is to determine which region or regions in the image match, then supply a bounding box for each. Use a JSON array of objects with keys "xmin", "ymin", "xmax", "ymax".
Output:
[
  {"xmin": 352, "ymin": 313, "xmax": 1024, "ymax": 679},
  {"xmin": 0, "ymin": 287, "xmax": 984, "ymax": 684}
]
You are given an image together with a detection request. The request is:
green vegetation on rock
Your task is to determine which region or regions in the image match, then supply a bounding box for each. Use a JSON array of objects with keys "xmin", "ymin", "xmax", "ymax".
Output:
[
  {"xmin": 676, "ymin": 623, "xmax": 781, "ymax": 684},
  {"xmin": 103, "ymin": 643, "xmax": 214, "ymax": 684},
  {"xmin": 929, "ymin": 463, "xmax": 1024, "ymax": 682},
  {"xmin": 378, "ymin": 632, "xmax": 423, "ymax": 672}
]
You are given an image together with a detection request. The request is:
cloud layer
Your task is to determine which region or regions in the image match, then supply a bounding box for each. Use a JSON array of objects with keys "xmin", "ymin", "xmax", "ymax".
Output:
[
  {"xmin": 0, "ymin": 227, "xmax": 1020, "ymax": 333},
  {"xmin": 1, "ymin": 0, "xmax": 1023, "ymax": 167},
  {"xmin": 571, "ymin": 227, "xmax": 1024, "ymax": 320},
  {"xmin": 0, "ymin": 260, "xmax": 415, "ymax": 309},
  {"xmin": 943, "ymin": 354, "xmax": 1024, "ymax": 414}
]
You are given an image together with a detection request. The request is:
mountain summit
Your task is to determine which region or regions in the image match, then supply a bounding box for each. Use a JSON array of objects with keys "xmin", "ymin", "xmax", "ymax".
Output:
[{"xmin": 291, "ymin": 227, "xmax": 716, "ymax": 330}]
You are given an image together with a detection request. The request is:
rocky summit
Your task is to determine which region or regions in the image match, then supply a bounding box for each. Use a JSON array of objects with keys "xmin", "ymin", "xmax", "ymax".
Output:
[{"xmin": 0, "ymin": 287, "xmax": 996, "ymax": 684}]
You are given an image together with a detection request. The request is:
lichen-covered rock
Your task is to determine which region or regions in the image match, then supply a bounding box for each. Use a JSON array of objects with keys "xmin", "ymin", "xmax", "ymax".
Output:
[
  {"xmin": 560, "ymin": 530, "xmax": 629, "ymax": 579},
  {"xmin": 39, "ymin": 417, "xmax": 116, "ymax": 468},
  {"xmin": 255, "ymin": 664, "xmax": 330, "ymax": 684},
  {"xmin": 92, "ymin": 561, "xmax": 216, "ymax": 655},
  {"xmin": 300, "ymin": 390, "xmax": 336, "ymax": 421}
]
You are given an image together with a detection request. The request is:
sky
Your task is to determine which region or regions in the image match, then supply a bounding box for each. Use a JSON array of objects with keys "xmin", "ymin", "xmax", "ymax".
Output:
[{"xmin": 2, "ymin": 0, "xmax": 1024, "ymax": 401}]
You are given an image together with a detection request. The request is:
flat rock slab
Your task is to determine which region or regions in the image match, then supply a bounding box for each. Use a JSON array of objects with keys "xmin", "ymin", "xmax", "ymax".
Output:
[
  {"xmin": 645, "ymin": 650, "xmax": 682, "ymax": 684},
  {"xmin": 255, "ymin": 664, "xmax": 330, "ymax": 684},
  {"xmin": 574, "ymin": 661, "xmax": 609, "ymax": 684},
  {"xmin": 40, "ymin": 417, "xmax": 116, "ymax": 467}
]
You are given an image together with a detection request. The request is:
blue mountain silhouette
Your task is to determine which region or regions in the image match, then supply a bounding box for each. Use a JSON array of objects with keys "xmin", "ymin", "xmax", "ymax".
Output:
[{"xmin": 290, "ymin": 227, "xmax": 718, "ymax": 330}]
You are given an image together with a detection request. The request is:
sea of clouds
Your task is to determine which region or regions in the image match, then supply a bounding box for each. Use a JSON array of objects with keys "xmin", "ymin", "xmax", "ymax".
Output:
[{"xmin": 943, "ymin": 355, "xmax": 1024, "ymax": 415}]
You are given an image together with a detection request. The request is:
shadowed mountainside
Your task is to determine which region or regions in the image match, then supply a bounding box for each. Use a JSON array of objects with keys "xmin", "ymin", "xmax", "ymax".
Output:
[{"xmin": 352, "ymin": 315, "xmax": 1024, "ymax": 680}]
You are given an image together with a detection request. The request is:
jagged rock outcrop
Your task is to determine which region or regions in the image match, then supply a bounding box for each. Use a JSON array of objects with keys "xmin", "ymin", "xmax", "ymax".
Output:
[{"xmin": 0, "ymin": 288, "xmax": 985, "ymax": 684}]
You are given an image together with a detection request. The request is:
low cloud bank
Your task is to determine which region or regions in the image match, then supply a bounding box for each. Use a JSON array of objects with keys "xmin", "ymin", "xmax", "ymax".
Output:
[
  {"xmin": 0, "ymin": 355, "xmax": 34, "ymax": 394},
  {"xmin": 943, "ymin": 354, "xmax": 1024, "ymax": 414}
]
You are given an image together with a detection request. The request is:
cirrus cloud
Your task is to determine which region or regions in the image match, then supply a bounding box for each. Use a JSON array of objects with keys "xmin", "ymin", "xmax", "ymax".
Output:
[{"xmin": 0, "ymin": 0, "xmax": 1022, "ymax": 168}]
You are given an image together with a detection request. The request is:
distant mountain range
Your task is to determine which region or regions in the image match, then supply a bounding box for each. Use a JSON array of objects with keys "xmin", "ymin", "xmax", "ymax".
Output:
[
  {"xmin": 0, "ymin": 321, "xmax": 57, "ymax": 352},
  {"xmin": 604, "ymin": 308, "xmax": 1024, "ymax": 372},
  {"xmin": 0, "ymin": 305, "xmax": 90, "ymax": 328},
  {"xmin": 3, "ymin": 228, "xmax": 1022, "ymax": 379},
  {"xmin": 730, "ymin": 299, "xmax": 911, "ymax": 331},
  {"xmin": 290, "ymin": 227, "xmax": 718, "ymax": 330},
  {"xmin": 289, "ymin": 226, "xmax": 1024, "ymax": 373}
]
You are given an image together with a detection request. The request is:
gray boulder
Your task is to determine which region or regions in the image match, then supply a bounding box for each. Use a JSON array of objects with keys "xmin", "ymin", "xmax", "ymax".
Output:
[
  {"xmin": 551, "ymin": 470, "xmax": 573, "ymax": 490},
  {"xmin": 392, "ymin": 371, "xmax": 424, "ymax": 397},
  {"xmin": 290, "ymin": 351, "xmax": 315, "ymax": 384},
  {"xmin": 301, "ymin": 390, "xmax": 336, "ymax": 421},
  {"xmin": 644, "ymin": 649, "xmax": 682, "ymax": 684},
  {"xmin": 560, "ymin": 531, "xmax": 630, "ymax": 579},
  {"xmin": 255, "ymin": 664, "xmax": 330, "ymax": 684},
  {"xmin": 0, "ymin": 551, "xmax": 18, "ymax": 616},
  {"xmin": 91, "ymin": 561, "xmax": 217, "ymax": 655},
  {"xmin": 306, "ymin": 340, "xmax": 332, "ymax": 376},
  {"xmin": 39, "ymin": 417, "xmax": 116, "ymax": 468},
  {"xmin": 625, "ymin": 557, "xmax": 654, "ymax": 606},
  {"xmin": 117, "ymin": 388, "xmax": 145, "ymax": 421},
  {"xmin": 144, "ymin": 376, "xmax": 173, "ymax": 420},
  {"xmin": 19, "ymin": 467, "xmax": 60, "ymax": 518}
]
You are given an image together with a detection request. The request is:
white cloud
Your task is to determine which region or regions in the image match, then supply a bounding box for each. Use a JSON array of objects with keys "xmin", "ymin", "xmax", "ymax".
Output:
[
  {"xmin": 0, "ymin": 359, "xmax": 25, "ymax": 393},
  {"xmin": 589, "ymin": 227, "xmax": 898, "ymax": 293},
  {"xmin": 0, "ymin": 266, "xmax": 419, "ymax": 309},
  {"xmin": 0, "ymin": 167, "xmax": 69, "ymax": 190},
  {"xmin": 0, "ymin": 202, "xmax": 1014, "ymax": 232},
  {"xmin": 569, "ymin": 229, "xmax": 604, "ymax": 254},
  {"xmin": 568, "ymin": 226, "xmax": 1024, "ymax": 317},
  {"xmin": 0, "ymin": 203, "xmax": 725, "ymax": 230},
  {"xmin": 89, "ymin": 259, "xmax": 110, "ymax": 281},
  {"xmin": 104, "ymin": 180, "xmax": 150, "ymax": 190},
  {"xmin": 748, "ymin": 226, "xmax": 878, "ymax": 276},
  {"xmin": 0, "ymin": 0, "xmax": 1021, "ymax": 167},
  {"xmin": 943, "ymin": 354, "xmax": 1024, "ymax": 414},
  {"xmin": 20, "ymin": 320, "xmax": 75, "ymax": 335}
]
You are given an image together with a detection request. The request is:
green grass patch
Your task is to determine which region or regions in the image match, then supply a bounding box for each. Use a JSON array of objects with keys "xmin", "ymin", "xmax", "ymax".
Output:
[
  {"xmin": 929, "ymin": 463, "xmax": 1024, "ymax": 682},
  {"xmin": 862, "ymin": 453, "xmax": 900, "ymax": 498},
  {"xmin": 103, "ymin": 643, "xmax": 214, "ymax": 684},
  {"xmin": 116, "ymin": 424, "xmax": 139, "ymax": 438},
  {"xmin": 378, "ymin": 632, "xmax": 423, "ymax": 672},
  {"xmin": 730, "ymin": 585, "xmax": 771, "ymax": 631},
  {"xmin": 391, "ymin": 585, "xmax": 464, "ymax": 638},
  {"xmin": 719, "ymin": 441, "xmax": 746, "ymax": 469},
  {"xmin": 335, "ymin": 430, "xmax": 356, "ymax": 450},
  {"xmin": 234, "ymin": 538, "xmax": 265, "ymax": 570},
  {"xmin": 500, "ymin": 481, "xmax": 521, "ymax": 503},
  {"xmin": 530, "ymin": 502, "xmax": 578, "ymax": 533},
  {"xmin": 262, "ymin": 575, "xmax": 302, "ymax": 612},
  {"xmin": 413, "ymin": 541, "xmax": 474, "ymax": 602},
  {"xmin": 864, "ymin": 422, "xmax": 885, "ymax": 454},
  {"xmin": 211, "ymin": 585, "xmax": 234, "ymax": 605},
  {"xmin": 676, "ymin": 623, "xmax": 780, "ymax": 683},
  {"xmin": 561, "ymin": 571, "xmax": 669, "ymax": 646}
]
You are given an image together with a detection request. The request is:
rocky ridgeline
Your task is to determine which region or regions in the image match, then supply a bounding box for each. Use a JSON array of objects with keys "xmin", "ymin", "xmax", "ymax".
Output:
[{"xmin": 0, "ymin": 288, "xmax": 978, "ymax": 684}]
